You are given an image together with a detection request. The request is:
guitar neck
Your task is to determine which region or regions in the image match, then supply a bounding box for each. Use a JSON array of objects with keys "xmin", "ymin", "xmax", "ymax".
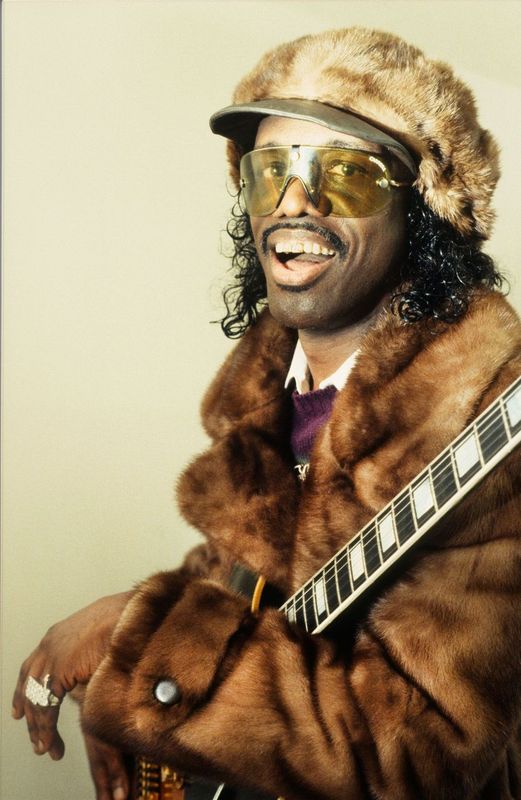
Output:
[{"xmin": 280, "ymin": 376, "xmax": 521, "ymax": 635}]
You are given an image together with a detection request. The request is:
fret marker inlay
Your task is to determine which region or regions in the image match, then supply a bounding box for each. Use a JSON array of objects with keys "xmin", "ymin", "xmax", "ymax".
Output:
[
  {"xmin": 378, "ymin": 512, "xmax": 396, "ymax": 552},
  {"xmin": 314, "ymin": 577, "xmax": 327, "ymax": 616},
  {"xmin": 454, "ymin": 434, "xmax": 480, "ymax": 477},
  {"xmin": 350, "ymin": 542, "xmax": 365, "ymax": 580},
  {"xmin": 506, "ymin": 388, "xmax": 521, "ymax": 429},
  {"xmin": 412, "ymin": 477, "xmax": 435, "ymax": 518}
]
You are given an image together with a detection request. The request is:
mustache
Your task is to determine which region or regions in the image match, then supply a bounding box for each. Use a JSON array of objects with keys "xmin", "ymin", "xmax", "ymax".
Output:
[{"xmin": 260, "ymin": 221, "xmax": 348, "ymax": 259}]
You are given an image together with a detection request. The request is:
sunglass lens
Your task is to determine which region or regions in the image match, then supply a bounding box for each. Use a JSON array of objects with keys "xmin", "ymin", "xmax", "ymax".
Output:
[
  {"xmin": 321, "ymin": 151, "xmax": 392, "ymax": 216},
  {"xmin": 240, "ymin": 147, "xmax": 395, "ymax": 217},
  {"xmin": 240, "ymin": 148, "xmax": 290, "ymax": 215}
]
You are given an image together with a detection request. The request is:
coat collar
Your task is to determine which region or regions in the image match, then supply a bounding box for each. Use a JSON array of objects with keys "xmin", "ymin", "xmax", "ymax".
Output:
[{"xmin": 200, "ymin": 310, "xmax": 297, "ymax": 439}]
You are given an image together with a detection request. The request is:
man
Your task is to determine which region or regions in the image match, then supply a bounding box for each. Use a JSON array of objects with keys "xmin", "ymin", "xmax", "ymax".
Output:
[{"xmin": 13, "ymin": 27, "xmax": 521, "ymax": 800}]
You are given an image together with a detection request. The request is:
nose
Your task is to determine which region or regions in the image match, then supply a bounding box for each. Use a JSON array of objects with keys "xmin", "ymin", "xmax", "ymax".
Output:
[{"xmin": 272, "ymin": 177, "xmax": 329, "ymax": 218}]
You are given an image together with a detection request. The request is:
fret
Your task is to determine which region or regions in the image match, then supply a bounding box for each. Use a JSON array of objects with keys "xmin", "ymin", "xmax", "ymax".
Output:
[
  {"xmin": 453, "ymin": 430, "xmax": 481, "ymax": 484},
  {"xmin": 348, "ymin": 538, "xmax": 366, "ymax": 589},
  {"xmin": 362, "ymin": 522, "xmax": 381, "ymax": 576},
  {"xmin": 449, "ymin": 446, "xmax": 461, "ymax": 491},
  {"xmin": 477, "ymin": 403, "xmax": 508, "ymax": 462},
  {"xmin": 505, "ymin": 381, "xmax": 521, "ymax": 435},
  {"xmin": 474, "ymin": 420, "xmax": 486, "ymax": 466},
  {"xmin": 303, "ymin": 582, "xmax": 318, "ymax": 631},
  {"xmin": 293, "ymin": 590, "xmax": 306, "ymax": 629},
  {"xmin": 373, "ymin": 515, "xmax": 385, "ymax": 563},
  {"xmin": 431, "ymin": 452, "xmax": 458, "ymax": 506},
  {"xmin": 324, "ymin": 559, "xmax": 340, "ymax": 614},
  {"xmin": 286, "ymin": 597, "xmax": 297, "ymax": 625},
  {"xmin": 377, "ymin": 509, "xmax": 398, "ymax": 556},
  {"xmin": 335, "ymin": 548, "xmax": 352, "ymax": 602},
  {"xmin": 313, "ymin": 572, "xmax": 329, "ymax": 623},
  {"xmin": 500, "ymin": 397, "xmax": 512, "ymax": 441},
  {"xmin": 394, "ymin": 490, "xmax": 416, "ymax": 544},
  {"xmin": 411, "ymin": 470, "xmax": 436, "ymax": 524}
]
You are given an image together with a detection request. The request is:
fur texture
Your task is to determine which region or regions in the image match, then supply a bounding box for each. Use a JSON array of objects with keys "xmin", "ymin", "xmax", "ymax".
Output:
[
  {"xmin": 225, "ymin": 28, "xmax": 500, "ymax": 239},
  {"xmin": 83, "ymin": 291, "xmax": 521, "ymax": 799}
]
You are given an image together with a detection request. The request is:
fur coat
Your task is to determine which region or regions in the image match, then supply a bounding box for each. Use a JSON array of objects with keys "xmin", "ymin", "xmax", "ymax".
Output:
[{"xmin": 83, "ymin": 290, "xmax": 521, "ymax": 800}]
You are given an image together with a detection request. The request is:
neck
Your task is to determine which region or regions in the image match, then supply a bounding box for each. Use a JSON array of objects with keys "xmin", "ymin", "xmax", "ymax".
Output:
[{"xmin": 299, "ymin": 300, "xmax": 387, "ymax": 389}]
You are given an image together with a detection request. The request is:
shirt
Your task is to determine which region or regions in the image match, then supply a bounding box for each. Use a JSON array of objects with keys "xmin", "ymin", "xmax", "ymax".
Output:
[{"xmin": 284, "ymin": 338, "xmax": 359, "ymax": 394}]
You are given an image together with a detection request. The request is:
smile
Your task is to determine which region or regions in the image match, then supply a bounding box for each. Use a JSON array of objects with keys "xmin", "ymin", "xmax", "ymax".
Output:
[
  {"xmin": 268, "ymin": 232, "xmax": 339, "ymax": 288},
  {"xmin": 275, "ymin": 241, "xmax": 335, "ymax": 257}
]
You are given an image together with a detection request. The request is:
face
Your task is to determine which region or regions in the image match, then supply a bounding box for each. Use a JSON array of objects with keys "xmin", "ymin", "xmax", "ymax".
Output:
[{"xmin": 249, "ymin": 117, "xmax": 409, "ymax": 331}]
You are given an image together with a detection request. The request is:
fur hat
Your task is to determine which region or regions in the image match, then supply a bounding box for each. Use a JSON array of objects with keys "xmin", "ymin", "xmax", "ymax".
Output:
[{"xmin": 213, "ymin": 27, "xmax": 500, "ymax": 239}]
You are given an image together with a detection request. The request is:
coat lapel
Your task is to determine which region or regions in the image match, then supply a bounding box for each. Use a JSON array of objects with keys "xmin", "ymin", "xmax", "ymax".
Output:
[{"xmin": 177, "ymin": 311, "xmax": 299, "ymax": 590}]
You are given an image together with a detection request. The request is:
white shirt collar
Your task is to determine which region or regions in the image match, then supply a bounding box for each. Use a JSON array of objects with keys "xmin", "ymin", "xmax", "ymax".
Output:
[{"xmin": 284, "ymin": 338, "xmax": 359, "ymax": 394}]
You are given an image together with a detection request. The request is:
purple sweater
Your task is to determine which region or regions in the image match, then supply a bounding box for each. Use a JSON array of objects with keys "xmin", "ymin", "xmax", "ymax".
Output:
[{"xmin": 290, "ymin": 384, "xmax": 338, "ymax": 464}]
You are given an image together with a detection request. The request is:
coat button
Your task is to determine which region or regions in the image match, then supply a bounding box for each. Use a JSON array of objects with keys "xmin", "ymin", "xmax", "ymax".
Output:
[{"xmin": 153, "ymin": 679, "xmax": 181, "ymax": 706}]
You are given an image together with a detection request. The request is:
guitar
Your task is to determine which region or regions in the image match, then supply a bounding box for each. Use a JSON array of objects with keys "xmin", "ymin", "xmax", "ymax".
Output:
[{"xmin": 135, "ymin": 375, "xmax": 521, "ymax": 800}]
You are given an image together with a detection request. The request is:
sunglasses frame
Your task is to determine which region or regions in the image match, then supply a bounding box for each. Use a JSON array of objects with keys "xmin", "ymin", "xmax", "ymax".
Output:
[{"xmin": 239, "ymin": 144, "xmax": 413, "ymax": 217}]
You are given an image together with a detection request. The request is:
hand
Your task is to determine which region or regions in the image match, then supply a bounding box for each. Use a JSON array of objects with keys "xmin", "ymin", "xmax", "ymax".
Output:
[
  {"xmin": 84, "ymin": 732, "xmax": 132, "ymax": 800},
  {"xmin": 12, "ymin": 591, "xmax": 133, "ymax": 760}
]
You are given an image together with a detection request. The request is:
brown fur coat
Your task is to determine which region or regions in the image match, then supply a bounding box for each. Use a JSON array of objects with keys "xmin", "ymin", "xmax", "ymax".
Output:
[{"xmin": 83, "ymin": 291, "xmax": 521, "ymax": 800}]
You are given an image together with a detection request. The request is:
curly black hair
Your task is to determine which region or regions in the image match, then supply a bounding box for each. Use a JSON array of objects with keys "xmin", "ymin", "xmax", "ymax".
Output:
[{"xmin": 220, "ymin": 189, "xmax": 505, "ymax": 339}]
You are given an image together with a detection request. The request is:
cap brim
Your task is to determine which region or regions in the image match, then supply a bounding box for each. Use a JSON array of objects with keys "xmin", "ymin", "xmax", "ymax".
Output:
[{"xmin": 210, "ymin": 98, "xmax": 417, "ymax": 176}]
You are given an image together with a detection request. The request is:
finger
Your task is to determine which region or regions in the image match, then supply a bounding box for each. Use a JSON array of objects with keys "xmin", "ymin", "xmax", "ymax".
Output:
[
  {"xmin": 24, "ymin": 703, "xmax": 40, "ymax": 750},
  {"xmin": 88, "ymin": 753, "xmax": 113, "ymax": 800},
  {"xmin": 23, "ymin": 681, "xmax": 65, "ymax": 759},
  {"xmin": 32, "ymin": 708, "xmax": 65, "ymax": 760},
  {"xmin": 48, "ymin": 729, "xmax": 66, "ymax": 761},
  {"xmin": 105, "ymin": 750, "xmax": 130, "ymax": 800},
  {"xmin": 12, "ymin": 653, "xmax": 43, "ymax": 718},
  {"xmin": 11, "ymin": 693, "xmax": 25, "ymax": 720},
  {"xmin": 86, "ymin": 738, "xmax": 130, "ymax": 800}
]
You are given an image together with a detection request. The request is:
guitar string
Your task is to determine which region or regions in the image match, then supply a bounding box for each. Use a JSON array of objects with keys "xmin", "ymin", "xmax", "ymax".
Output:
[
  {"xmin": 285, "ymin": 407, "xmax": 517, "ymax": 625},
  {"xmin": 286, "ymin": 409, "xmax": 507, "ymax": 614},
  {"xmin": 285, "ymin": 385, "xmax": 520, "ymax": 620},
  {"xmin": 286, "ymin": 413, "xmax": 513, "ymax": 625},
  {"xmin": 282, "ymin": 392, "xmax": 520, "ymax": 624}
]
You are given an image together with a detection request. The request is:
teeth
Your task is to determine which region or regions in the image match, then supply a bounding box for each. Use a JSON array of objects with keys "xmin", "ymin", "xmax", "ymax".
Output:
[{"xmin": 274, "ymin": 241, "xmax": 335, "ymax": 257}]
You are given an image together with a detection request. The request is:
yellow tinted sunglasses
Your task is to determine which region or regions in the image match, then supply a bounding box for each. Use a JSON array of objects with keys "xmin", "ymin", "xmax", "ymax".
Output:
[{"xmin": 239, "ymin": 145, "xmax": 412, "ymax": 217}]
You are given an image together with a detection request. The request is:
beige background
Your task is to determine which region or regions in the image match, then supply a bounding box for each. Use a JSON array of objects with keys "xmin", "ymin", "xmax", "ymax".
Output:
[{"xmin": 2, "ymin": 2, "xmax": 520, "ymax": 798}]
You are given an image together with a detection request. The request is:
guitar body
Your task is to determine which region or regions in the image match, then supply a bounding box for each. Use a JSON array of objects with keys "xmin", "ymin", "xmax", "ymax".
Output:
[
  {"xmin": 132, "ymin": 757, "xmax": 185, "ymax": 800},
  {"xmin": 132, "ymin": 761, "xmax": 276, "ymax": 800}
]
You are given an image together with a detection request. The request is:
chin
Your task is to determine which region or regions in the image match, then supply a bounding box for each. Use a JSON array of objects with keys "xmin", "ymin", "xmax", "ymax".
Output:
[
  {"xmin": 266, "ymin": 293, "xmax": 338, "ymax": 331},
  {"xmin": 266, "ymin": 285, "xmax": 388, "ymax": 333}
]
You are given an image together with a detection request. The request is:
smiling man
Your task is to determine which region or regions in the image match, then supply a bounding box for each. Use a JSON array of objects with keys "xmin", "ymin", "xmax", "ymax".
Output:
[
  {"xmin": 13, "ymin": 27, "xmax": 521, "ymax": 800},
  {"xmin": 248, "ymin": 115, "xmax": 411, "ymax": 387}
]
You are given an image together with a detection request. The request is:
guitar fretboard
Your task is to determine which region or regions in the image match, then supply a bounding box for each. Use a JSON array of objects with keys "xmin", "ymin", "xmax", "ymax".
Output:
[{"xmin": 280, "ymin": 376, "xmax": 521, "ymax": 634}]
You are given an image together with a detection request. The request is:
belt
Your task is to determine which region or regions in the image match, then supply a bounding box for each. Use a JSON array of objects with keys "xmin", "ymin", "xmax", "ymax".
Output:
[{"xmin": 228, "ymin": 563, "xmax": 285, "ymax": 611}]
